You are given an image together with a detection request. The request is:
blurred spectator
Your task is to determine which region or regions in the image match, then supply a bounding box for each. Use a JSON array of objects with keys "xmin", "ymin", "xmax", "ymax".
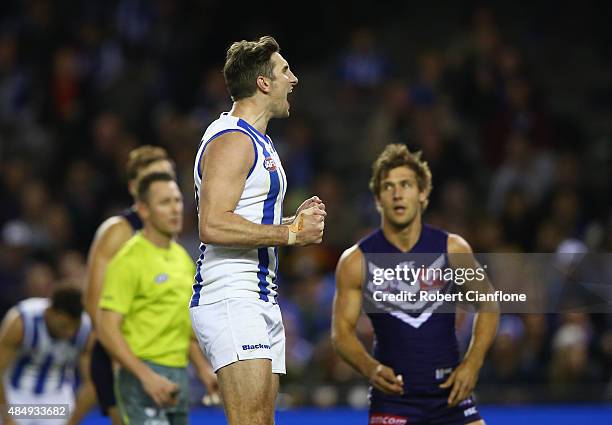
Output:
[
  {"xmin": 549, "ymin": 312, "xmax": 598, "ymax": 397},
  {"xmin": 24, "ymin": 261, "xmax": 55, "ymax": 298},
  {"xmin": 337, "ymin": 28, "xmax": 389, "ymax": 90},
  {"xmin": 488, "ymin": 314, "xmax": 525, "ymax": 382},
  {"xmin": 488, "ymin": 134, "xmax": 555, "ymax": 214}
]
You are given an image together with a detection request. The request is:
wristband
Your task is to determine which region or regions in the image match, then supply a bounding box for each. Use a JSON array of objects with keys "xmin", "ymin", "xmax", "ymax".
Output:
[
  {"xmin": 288, "ymin": 229, "xmax": 297, "ymax": 245},
  {"xmin": 287, "ymin": 214, "xmax": 304, "ymax": 245}
]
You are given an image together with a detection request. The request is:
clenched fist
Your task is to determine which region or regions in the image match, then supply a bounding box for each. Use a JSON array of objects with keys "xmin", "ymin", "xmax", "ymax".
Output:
[{"xmin": 289, "ymin": 205, "xmax": 326, "ymax": 246}]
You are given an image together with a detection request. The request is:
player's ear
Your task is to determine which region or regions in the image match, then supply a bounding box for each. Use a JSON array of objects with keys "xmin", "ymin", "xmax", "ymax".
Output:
[
  {"xmin": 374, "ymin": 197, "xmax": 382, "ymax": 213},
  {"xmin": 256, "ymin": 75, "xmax": 272, "ymax": 94},
  {"xmin": 419, "ymin": 191, "xmax": 427, "ymax": 205},
  {"xmin": 136, "ymin": 200, "xmax": 150, "ymax": 221}
]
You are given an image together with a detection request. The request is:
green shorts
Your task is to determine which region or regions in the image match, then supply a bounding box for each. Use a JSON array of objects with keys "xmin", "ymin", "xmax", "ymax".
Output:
[{"xmin": 115, "ymin": 361, "xmax": 189, "ymax": 425}]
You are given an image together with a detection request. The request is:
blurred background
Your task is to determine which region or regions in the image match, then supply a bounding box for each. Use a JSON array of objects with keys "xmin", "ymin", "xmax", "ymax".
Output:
[{"xmin": 1, "ymin": 0, "xmax": 612, "ymax": 417}]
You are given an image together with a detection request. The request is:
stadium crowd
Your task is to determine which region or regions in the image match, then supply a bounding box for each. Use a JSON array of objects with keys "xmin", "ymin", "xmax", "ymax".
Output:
[{"xmin": 1, "ymin": 0, "xmax": 611, "ymax": 406}]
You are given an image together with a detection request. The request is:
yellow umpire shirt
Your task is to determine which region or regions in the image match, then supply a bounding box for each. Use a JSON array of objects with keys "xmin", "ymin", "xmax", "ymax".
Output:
[{"xmin": 100, "ymin": 232, "xmax": 195, "ymax": 368}]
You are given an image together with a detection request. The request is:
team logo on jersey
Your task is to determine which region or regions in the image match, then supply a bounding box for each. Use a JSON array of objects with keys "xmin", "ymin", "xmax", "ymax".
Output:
[
  {"xmin": 264, "ymin": 156, "xmax": 277, "ymax": 172},
  {"xmin": 154, "ymin": 273, "xmax": 169, "ymax": 284}
]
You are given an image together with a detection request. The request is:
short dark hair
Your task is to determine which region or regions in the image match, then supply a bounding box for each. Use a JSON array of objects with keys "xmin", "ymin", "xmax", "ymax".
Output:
[
  {"xmin": 137, "ymin": 172, "xmax": 175, "ymax": 203},
  {"xmin": 223, "ymin": 36, "xmax": 280, "ymax": 101},
  {"xmin": 369, "ymin": 144, "xmax": 433, "ymax": 210},
  {"xmin": 126, "ymin": 145, "xmax": 171, "ymax": 181},
  {"xmin": 50, "ymin": 284, "xmax": 83, "ymax": 320}
]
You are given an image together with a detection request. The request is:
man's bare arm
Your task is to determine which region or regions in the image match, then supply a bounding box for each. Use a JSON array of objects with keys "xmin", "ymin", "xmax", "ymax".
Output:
[
  {"xmin": 331, "ymin": 246, "xmax": 376, "ymax": 376},
  {"xmin": 442, "ymin": 234, "xmax": 500, "ymax": 406},
  {"xmin": 67, "ymin": 335, "xmax": 97, "ymax": 425},
  {"xmin": 97, "ymin": 310, "xmax": 177, "ymax": 408},
  {"xmin": 198, "ymin": 132, "xmax": 324, "ymax": 247},
  {"xmin": 331, "ymin": 246, "xmax": 403, "ymax": 395},
  {"xmin": 83, "ymin": 218, "xmax": 133, "ymax": 329},
  {"xmin": 0, "ymin": 309, "xmax": 23, "ymax": 425}
]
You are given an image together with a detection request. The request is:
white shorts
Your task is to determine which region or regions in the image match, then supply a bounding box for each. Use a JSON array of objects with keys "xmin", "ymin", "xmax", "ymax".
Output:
[{"xmin": 190, "ymin": 298, "xmax": 286, "ymax": 374}]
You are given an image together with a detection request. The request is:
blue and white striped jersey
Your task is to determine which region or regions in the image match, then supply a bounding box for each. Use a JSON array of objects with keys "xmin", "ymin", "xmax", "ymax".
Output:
[
  {"xmin": 4, "ymin": 298, "xmax": 91, "ymax": 395},
  {"xmin": 191, "ymin": 113, "xmax": 287, "ymax": 307}
]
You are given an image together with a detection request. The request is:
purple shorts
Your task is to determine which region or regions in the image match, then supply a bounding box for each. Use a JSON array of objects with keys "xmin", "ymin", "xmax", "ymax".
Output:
[{"xmin": 369, "ymin": 388, "xmax": 482, "ymax": 425}]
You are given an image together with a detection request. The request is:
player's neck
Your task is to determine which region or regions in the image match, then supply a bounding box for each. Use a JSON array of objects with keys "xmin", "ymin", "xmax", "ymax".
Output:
[
  {"xmin": 142, "ymin": 226, "xmax": 173, "ymax": 249},
  {"xmin": 381, "ymin": 217, "xmax": 422, "ymax": 252},
  {"xmin": 229, "ymin": 99, "xmax": 271, "ymax": 135}
]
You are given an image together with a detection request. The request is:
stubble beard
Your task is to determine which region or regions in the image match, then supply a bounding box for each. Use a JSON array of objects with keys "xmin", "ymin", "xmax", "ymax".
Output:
[
  {"xmin": 151, "ymin": 219, "xmax": 179, "ymax": 240},
  {"xmin": 385, "ymin": 208, "xmax": 418, "ymax": 232}
]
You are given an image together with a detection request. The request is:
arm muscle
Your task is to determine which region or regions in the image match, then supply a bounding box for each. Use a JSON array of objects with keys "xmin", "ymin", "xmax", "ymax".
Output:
[
  {"xmin": 331, "ymin": 246, "xmax": 378, "ymax": 377},
  {"xmin": 198, "ymin": 132, "xmax": 289, "ymax": 247}
]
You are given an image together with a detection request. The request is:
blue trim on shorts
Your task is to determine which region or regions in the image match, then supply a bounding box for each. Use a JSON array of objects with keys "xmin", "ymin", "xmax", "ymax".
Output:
[{"xmin": 31, "ymin": 316, "xmax": 42, "ymax": 350}]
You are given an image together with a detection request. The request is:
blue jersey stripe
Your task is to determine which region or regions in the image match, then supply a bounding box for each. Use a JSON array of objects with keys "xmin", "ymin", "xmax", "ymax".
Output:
[
  {"xmin": 34, "ymin": 354, "xmax": 54, "ymax": 394},
  {"xmin": 10, "ymin": 354, "xmax": 32, "ymax": 389},
  {"xmin": 239, "ymin": 119, "xmax": 266, "ymax": 140},
  {"xmin": 190, "ymin": 249, "xmax": 206, "ymax": 308},
  {"xmin": 238, "ymin": 123, "xmax": 267, "ymax": 152},
  {"xmin": 238, "ymin": 119, "xmax": 280, "ymax": 302},
  {"xmin": 256, "ymin": 169, "xmax": 280, "ymax": 301},
  {"xmin": 275, "ymin": 159, "xmax": 286, "ymax": 290},
  {"xmin": 194, "ymin": 185, "xmax": 200, "ymax": 215},
  {"xmin": 246, "ymin": 138, "xmax": 259, "ymax": 179},
  {"xmin": 57, "ymin": 363, "xmax": 67, "ymax": 389}
]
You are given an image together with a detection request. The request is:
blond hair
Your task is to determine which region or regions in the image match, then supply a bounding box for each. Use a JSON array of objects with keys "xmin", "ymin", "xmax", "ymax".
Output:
[{"xmin": 126, "ymin": 145, "xmax": 170, "ymax": 181}]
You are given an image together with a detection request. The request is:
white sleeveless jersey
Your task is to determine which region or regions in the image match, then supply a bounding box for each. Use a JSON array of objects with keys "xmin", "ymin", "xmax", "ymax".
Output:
[
  {"xmin": 3, "ymin": 298, "xmax": 91, "ymax": 397},
  {"xmin": 190, "ymin": 113, "xmax": 287, "ymax": 306}
]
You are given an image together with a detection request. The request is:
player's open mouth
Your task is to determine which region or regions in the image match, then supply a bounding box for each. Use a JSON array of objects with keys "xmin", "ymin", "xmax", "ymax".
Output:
[{"xmin": 394, "ymin": 206, "xmax": 406, "ymax": 213}]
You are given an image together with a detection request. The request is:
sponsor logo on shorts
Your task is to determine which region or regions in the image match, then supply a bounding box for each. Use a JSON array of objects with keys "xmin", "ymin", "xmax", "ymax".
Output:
[
  {"xmin": 264, "ymin": 157, "xmax": 277, "ymax": 172},
  {"xmin": 242, "ymin": 343, "xmax": 271, "ymax": 351},
  {"xmin": 369, "ymin": 413, "xmax": 408, "ymax": 424},
  {"xmin": 463, "ymin": 406, "xmax": 478, "ymax": 417},
  {"xmin": 435, "ymin": 367, "xmax": 453, "ymax": 380}
]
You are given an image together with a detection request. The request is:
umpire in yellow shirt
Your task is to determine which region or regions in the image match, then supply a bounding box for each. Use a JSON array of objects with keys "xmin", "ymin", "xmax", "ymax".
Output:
[{"xmin": 98, "ymin": 172, "xmax": 213, "ymax": 425}]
